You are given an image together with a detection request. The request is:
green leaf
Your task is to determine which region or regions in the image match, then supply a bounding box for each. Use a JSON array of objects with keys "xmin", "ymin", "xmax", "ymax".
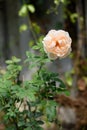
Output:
[
  {"xmin": 27, "ymin": 4, "xmax": 35, "ymax": 13},
  {"xmin": 70, "ymin": 13, "xmax": 78, "ymax": 23},
  {"xmin": 6, "ymin": 56, "xmax": 21, "ymax": 64},
  {"xmin": 19, "ymin": 24, "xmax": 28, "ymax": 32},
  {"xmin": 42, "ymin": 100, "xmax": 57, "ymax": 122},
  {"xmin": 32, "ymin": 23, "xmax": 41, "ymax": 34},
  {"xmin": 54, "ymin": 0, "xmax": 59, "ymax": 5},
  {"xmin": 16, "ymin": 85, "xmax": 37, "ymax": 101},
  {"xmin": 19, "ymin": 5, "xmax": 27, "ymax": 17},
  {"xmin": 5, "ymin": 60, "xmax": 13, "ymax": 64},
  {"xmin": 29, "ymin": 40, "xmax": 34, "ymax": 47},
  {"xmin": 34, "ymin": 126, "xmax": 44, "ymax": 130},
  {"xmin": 5, "ymin": 126, "xmax": 15, "ymax": 130},
  {"xmin": 32, "ymin": 45, "xmax": 40, "ymax": 50},
  {"xmin": 65, "ymin": 70, "xmax": 73, "ymax": 86},
  {"xmin": 24, "ymin": 126, "xmax": 44, "ymax": 130},
  {"xmin": 66, "ymin": 76, "xmax": 72, "ymax": 86},
  {"xmin": 12, "ymin": 56, "xmax": 21, "ymax": 63},
  {"xmin": 61, "ymin": 0, "xmax": 65, "ymax": 3},
  {"xmin": 24, "ymin": 127, "xmax": 32, "ymax": 130},
  {"xmin": 64, "ymin": 90, "xmax": 70, "ymax": 96},
  {"xmin": 18, "ymin": 121, "xmax": 25, "ymax": 127},
  {"xmin": 37, "ymin": 120, "xmax": 44, "ymax": 125},
  {"xmin": 34, "ymin": 112, "xmax": 43, "ymax": 118}
]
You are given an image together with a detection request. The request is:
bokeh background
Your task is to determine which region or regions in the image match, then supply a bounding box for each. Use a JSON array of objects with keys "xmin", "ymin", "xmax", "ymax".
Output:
[{"xmin": 0, "ymin": 0, "xmax": 87, "ymax": 130}]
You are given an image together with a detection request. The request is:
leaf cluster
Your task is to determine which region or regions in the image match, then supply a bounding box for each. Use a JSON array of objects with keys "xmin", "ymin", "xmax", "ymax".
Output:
[{"xmin": 0, "ymin": 41, "xmax": 69, "ymax": 130}]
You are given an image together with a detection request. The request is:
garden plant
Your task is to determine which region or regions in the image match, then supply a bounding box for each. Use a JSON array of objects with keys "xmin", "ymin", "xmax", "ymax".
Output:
[{"xmin": 0, "ymin": 29, "xmax": 72, "ymax": 130}]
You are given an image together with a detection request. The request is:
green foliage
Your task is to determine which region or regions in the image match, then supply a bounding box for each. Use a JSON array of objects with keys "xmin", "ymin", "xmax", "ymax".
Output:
[
  {"xmin": 32, "ymin": 23, "xmax": 41, "ymax": 34},
  {"xmin": 47, "ymin": 0, "xmax": 78, "ymax": 24},
  {"xmin": 19, "ymin": 5, "xmax": 28, "ymax": 17},
  {"xmin": 0, "ymin": 1, "xmax": 71, "ymax": 129},
  {"xmin": 0, "ymin": 39, "xmax": 68, "ymax": 129},
  {"xmin": 18, "ymin": 4, "xmax": 35, "ymax": 17},
  {"xmin": 19, "ymin": 24, "xmax": 28, "ymax": 32},
  {"xmin": 41, "ymin": 100, "xmax": 57, "ymax": 122},
  {"xmin": 70, "ymin": 13, "xmax": 78, "ymax": 23},
  {"xmin": 47, "ymin": 0, "xmax": 70, "ymax": 14},
  {"xmin": 65, "ymin": 69, "xmax": 74, "ymax": 87},
  {"xmin": 27, "ymin": 4, "xmax": 35, "ymax": 13},
  {"xmin": 4, "ymin": 56, "xmax": 22, "ymax": 80}
]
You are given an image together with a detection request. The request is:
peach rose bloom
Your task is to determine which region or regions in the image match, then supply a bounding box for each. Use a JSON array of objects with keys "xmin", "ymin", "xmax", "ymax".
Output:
[{"xmin": 42, "ymin": 29, "xmax": 72, "ymax": 60}]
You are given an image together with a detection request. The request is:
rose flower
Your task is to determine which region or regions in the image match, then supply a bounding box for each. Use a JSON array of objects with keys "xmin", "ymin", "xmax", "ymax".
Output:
[{"xmin": 42, "ymin": 30, "xmax": 72, "ymax": 60}]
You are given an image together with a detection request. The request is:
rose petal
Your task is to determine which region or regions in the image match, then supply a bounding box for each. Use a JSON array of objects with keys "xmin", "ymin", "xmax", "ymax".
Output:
[{"xmin": 43, "ymin": 29, "xmax": 72, "ymax": 59}]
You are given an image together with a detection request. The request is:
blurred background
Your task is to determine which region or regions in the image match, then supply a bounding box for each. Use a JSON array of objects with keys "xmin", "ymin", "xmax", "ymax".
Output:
[{"xmin": 0, "ymin": 0, "xmax": 87, "ymax": 129}]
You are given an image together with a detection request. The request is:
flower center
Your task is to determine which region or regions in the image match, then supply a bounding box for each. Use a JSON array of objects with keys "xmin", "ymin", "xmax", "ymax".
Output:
[{"xmin": 55, "ymin": 41, "xmax": 60, "ymax": 47}]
